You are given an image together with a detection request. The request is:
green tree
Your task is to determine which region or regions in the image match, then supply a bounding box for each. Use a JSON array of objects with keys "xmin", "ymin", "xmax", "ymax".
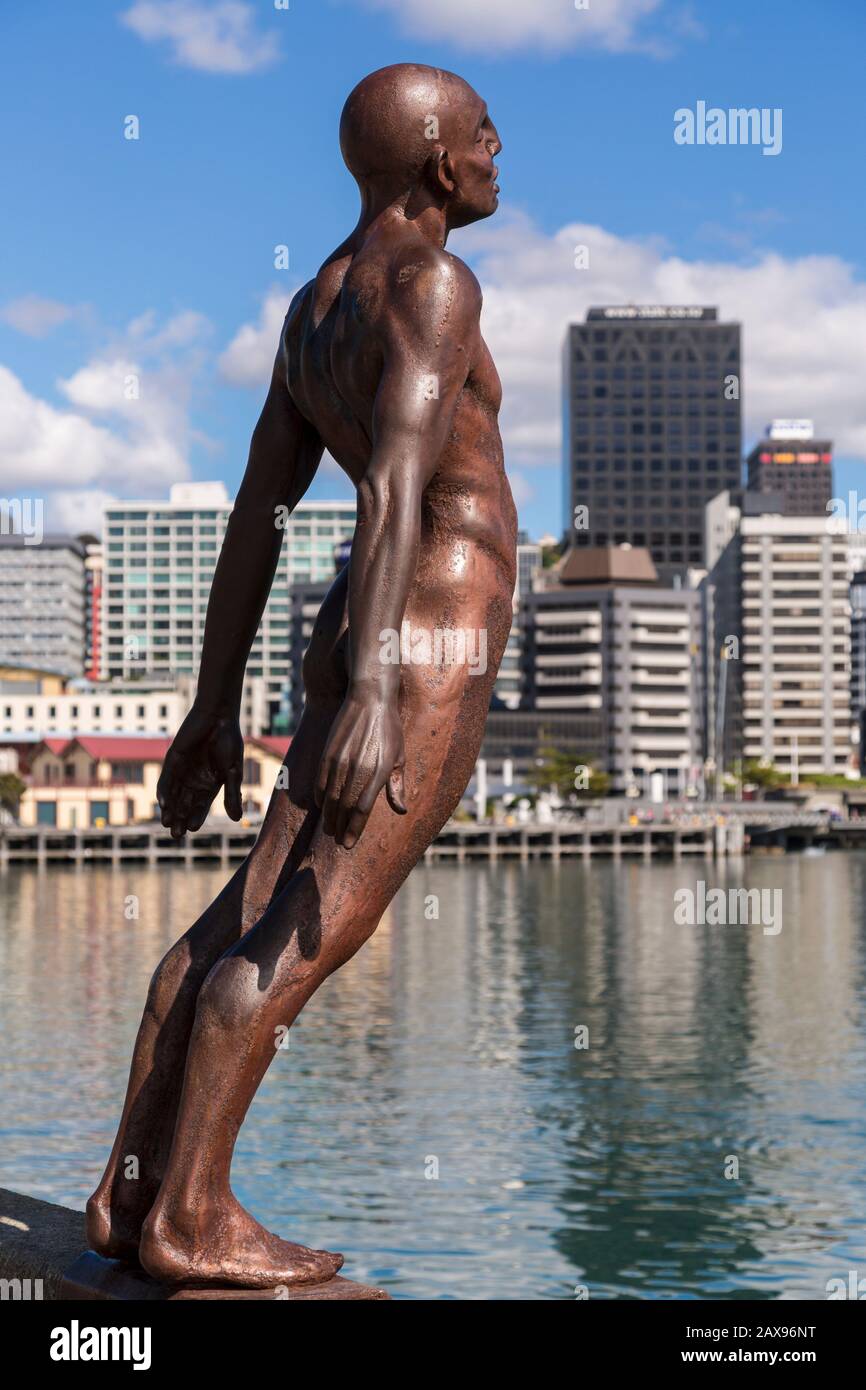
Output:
[
  {"xmin": 741, "ymin": 759, "xmax": 789, "ymax": 791},
  {"xmin": 0, "ymin": 772, "xmax": 27, "ymax": 818},
  {"xmin": 529, "ymin": 746, "xmax": 609, "ymax": 799}
]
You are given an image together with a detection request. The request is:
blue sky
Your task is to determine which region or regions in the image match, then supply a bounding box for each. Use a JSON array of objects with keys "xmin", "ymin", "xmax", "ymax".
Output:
[{"xmin": 1, "ymin": 0, "xmax": 864, "ymax": 540}]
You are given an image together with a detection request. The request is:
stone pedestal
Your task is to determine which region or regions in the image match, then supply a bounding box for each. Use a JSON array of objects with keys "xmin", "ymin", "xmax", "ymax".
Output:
[{"xmin": 0, "ymin": 1187, "xmax": 389, "ymax": 1302}]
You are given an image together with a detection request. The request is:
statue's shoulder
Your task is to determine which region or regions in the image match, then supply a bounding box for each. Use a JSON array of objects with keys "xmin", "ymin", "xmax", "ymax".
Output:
[
  {"xmin": 284, "ymin": 279, "xmax": 316, "ymax": 329},
  {"xmin": 386, "ymin": 241, "xmax": 481, "ymax": 334}
]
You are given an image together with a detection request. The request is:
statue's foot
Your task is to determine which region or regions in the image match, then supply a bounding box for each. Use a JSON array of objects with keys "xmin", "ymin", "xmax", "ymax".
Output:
[
  {"xmin": 139, "ymin": 1196, "xmax": 344, "ymax": 1288},
  {"xmin": 85, "ymin": 1184, "xmax": 149, "ymax": 1264}
]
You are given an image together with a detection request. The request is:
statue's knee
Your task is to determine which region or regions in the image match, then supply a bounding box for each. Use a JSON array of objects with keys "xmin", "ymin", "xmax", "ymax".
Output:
[
  {"xmin": 144, "ymin": 943, "xmax": 190, "ymax": 1025},
  {"xmin": 195, "ymin": 957, "xmax": 257, "ymax": 1036}
]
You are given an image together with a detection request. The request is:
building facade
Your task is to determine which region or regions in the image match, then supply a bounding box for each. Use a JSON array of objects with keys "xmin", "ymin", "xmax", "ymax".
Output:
[
  {"xmin": 521, "ymin": 547, "xmax": 703, "ymax": 795},
  {"xmin": 101, "ymin": 483, "xmax": 355, "ymax": 731},
  {"xmin": 288, "ymin": 576, "xmax": 333, "ymax": 730},
  {"xmin": 708, "ymin": 504, "xmax": 850, "ymax": 778},
  {"xmin": 0, "ymin": 675, "xmax": 194, "ymax": 741},
  {"xmin": 563, "ymin": 306, "xmax": 741, "ymax": 576},
  {"xmin": 494, "ymin": 537, "xmax": 543, "ymax": 709},
  {"xmin": 0, "ymin": 535, "xmax": 87, "ymax": 677},
  {"xmin": 0, "ymin": 670, "xmax": 264, "ymax": 742},
  {"xmin": 82, "ymin": 537, "xmax": 103, "ymax": 681},
  {"xmin": 746, "ymin": 420, "xmax": 832, "ymax": 516},
  {"xmin": 849, "ymin": 572, "xmax": 866, "ymax": 772},
  {"xmin": 20, "ymin": 734, "xmax": 290, "ymax": 828}
]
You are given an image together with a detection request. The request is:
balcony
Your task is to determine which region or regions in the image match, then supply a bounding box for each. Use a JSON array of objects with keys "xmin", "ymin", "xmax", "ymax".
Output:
[
  {"xmin": 28, "ymin": 777, "xmax": 137, "ymax": 789},
  {"xmin": 629, "ymin": 735, "xmax": 692, "ymax": 751},
  {"xmin": 631, "ymin": 627, "xmax": 689, "ymax": 644}
]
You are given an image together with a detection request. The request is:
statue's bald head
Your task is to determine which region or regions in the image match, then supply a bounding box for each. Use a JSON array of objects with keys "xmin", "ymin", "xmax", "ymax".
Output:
[{"xmin": 340, "ymin": 63, "xmax": 481, "ymax": 194}]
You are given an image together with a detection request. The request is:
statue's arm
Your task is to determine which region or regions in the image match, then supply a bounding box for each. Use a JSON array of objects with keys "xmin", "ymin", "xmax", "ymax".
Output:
[
  {"xmin": 195, "ymin": 354, "xmax": 323, "ymax": 720},
  {"xmin": 157, "ymin": 335, "xmax": 322, "ymax": 836},
  {"xmin": 314, "ymin": 255, "xmax": 479, "ymax": 848}
]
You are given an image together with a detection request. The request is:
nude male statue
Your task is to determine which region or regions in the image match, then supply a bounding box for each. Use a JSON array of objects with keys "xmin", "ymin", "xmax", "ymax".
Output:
[{"xmin": 86, "ymin": 62, "xmax": 516, "ymax": 1287}]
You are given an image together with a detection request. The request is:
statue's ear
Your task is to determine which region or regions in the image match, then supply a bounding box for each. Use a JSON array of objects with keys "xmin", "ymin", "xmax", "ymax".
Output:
[{"xmin": 426, "ymin": 146, "xmax": 456, "ymax": 197}]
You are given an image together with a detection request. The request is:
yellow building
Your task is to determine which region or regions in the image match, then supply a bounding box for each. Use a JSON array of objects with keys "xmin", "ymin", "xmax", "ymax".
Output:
[
  {"xmin": 20, "ymin": 735, "xmax": 290, "ymax": 828},
  {"xmin": 0, "ymin": 665, "xmax": 68, "ymax": 695}
]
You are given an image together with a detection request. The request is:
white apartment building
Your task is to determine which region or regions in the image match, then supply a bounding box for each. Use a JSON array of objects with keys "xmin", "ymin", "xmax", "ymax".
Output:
[
  {"xmin": 740, "ymin": 514, "xmax": 849, "ymax": 775},
  {"xmin": 102, "ymin": 483, "xmax": 355, "ymax": 730},
  {"xmin": 0, "ymin": 535, "xmax": 87, "ymax": 677},
  {"xmin": 494, "ymin": 540, "xmax": 543, "ymax": 709},
  {"xmin": 0, "ymin": 674, "xmax": 266, "ymax": 741},
  {"xmin": 0, "ymin": 678, "xmax": 195, "ymax": 740},
  {"xmin": 522, "ymin": 547, "xmax": 703, "ymax": 794}
]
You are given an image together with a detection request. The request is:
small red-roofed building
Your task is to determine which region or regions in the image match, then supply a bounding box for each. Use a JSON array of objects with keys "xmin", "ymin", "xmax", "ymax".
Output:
[{"xmin": 19, "ymin": 734, "xmax": 291, "ymax": 828}]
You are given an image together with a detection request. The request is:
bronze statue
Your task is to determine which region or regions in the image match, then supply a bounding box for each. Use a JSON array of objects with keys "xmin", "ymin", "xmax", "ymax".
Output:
[{"xmin": 86, "ymin": 62, "xmax": 516, "ymax": 1287}]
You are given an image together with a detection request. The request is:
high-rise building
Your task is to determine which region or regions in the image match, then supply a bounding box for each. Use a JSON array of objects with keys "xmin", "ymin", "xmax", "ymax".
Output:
[
  {"xmin": 288, "ymin": 577, "xmax": 332, "ymax": 731},
  {"xmin": 102, "ymin": 483, "xmax": 355, "ymax": 730},
  {"xmin": 0, "ymin": 534, "xmax": 87, "ymax": 677},
  {"xmin": 563, "ymin": 306, "xmax": 741, "ymax": 575},
  {"xmin": 81, "ymin": 536, "xmax": 103, "ymax": 681},
  {"xmin": 849, "ymin": 574, "xmax": 866, "ymax": 768},
  {"xmin": 706, "ymin": 498, "xmax": 850, "ymax": 777},
  {"xmin": 494, "ymin": 535, "xmax": 542, "ymax": 709},
  {"xmin": 520, "ymin": 546, "xmax": 704, "ymax": 795},
  {"xmin": 746, "ymin": 420, "xmax": 832, "ymax": 516}
]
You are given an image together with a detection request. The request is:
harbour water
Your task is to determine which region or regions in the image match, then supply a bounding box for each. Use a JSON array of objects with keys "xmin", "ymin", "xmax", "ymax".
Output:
[{"xmin": 1, "ymin": 855, "xmax": 864, "ymax": 1300}]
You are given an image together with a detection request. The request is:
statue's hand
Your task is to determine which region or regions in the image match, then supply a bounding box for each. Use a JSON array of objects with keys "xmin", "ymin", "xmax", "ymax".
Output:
[
  {"xmin": 157, "ymin": 705, "xmax": 244, "ymax": 838},
  {"xmin": 314, "ymin": 688, "xmax": 407, "ymax": 849}
]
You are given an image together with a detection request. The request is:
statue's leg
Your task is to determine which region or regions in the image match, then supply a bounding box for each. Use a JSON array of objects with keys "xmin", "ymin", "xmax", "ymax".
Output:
[
  {"xmin": 85, "ymin": 699, "xmax": 338, "ymax": 1262},
  {"xmin": 138, "ymin": 666, "xmax": 487, "ymax": 1287}
]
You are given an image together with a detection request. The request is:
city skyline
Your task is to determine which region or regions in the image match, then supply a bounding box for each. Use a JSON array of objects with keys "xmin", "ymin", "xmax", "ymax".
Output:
[{"xmin": 1, "ymin": 0, "xmax": 864, "ymax": 543}]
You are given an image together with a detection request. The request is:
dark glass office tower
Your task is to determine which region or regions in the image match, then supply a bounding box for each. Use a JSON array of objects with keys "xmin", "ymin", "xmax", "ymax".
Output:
[
  {"xmin": 563, "ymin": 306, "xmax": 742, "ymax": 574},
  {"xmin": 746, "ymin": 425, "xmax": 833, "ymax": 515}
]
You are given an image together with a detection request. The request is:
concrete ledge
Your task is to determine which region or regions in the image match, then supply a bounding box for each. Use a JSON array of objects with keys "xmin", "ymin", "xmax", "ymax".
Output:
[
  {"xmin": 0, "ymin": 1187, "xmax": 89, "ymax": 1300},
  {"xmin": 0, "ymin": 1188, "xmax": 389, "ymax": 1301}
]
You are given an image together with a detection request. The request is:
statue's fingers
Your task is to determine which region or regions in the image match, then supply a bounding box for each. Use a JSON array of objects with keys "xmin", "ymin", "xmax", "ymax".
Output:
[
  {"xmin": 157, "ymin": 770, "xmax": 175, "ymax": 825},
  {"xmin": 186, "ymin": 795, "xmax": 212, "ymax": 833},
  {"xmin": 224, "ymin": 762, "xmax": 243, "ymax": 821},
  {"xmin": 321, "ymin": 759, "xmax": 347, "ymax": 838},
  {"xmin": 160, "ymin": 785, "xmax": 177, "ymax": 829},
  {"xmin": 386, "ymin": 766, "xmax": 407, "ymax": 815},
  {"xmin": 170, "ymin": 785, "xmax": 194, "ymax": 838},
  {"xmin": 156, "ymin": 750, "xmax": 180, "ymax": 813},
  {"xmin": 333, "ymin": 761, "xmax": 364, "ymax": 844},
  {"xmin": 313, "ymin": 752, "xmax": 333, "ymax": 810},
  {"xmin": 341, "ymin": 772, "xmax": 383, "ymax": 848},
  {"xmin": 340, "ymin": 806, "xmax": 369, "ymax": 850}
]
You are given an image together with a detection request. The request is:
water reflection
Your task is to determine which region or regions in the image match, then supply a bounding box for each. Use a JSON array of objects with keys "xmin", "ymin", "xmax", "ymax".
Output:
[{"xmin": 0, "ymin": 855, "xmax": 864, "ymax": 1299}]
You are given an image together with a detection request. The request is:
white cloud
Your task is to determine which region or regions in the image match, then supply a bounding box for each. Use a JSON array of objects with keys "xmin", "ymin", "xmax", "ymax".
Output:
[
  {"xmin": 48, "ymin": 489, "xmax": 119, "ymax": 537},
  {"xmin": 121, "ymin": 0, "xmax": 280, "ymax": 74},
  {"xmin": 1, "ymin": 296, "xmax": 75, "ymax": 338},
  {"xmin": 453, "ymin": 210, "xmax": 866, "ymax": 465},
  {"xmin": 218, "ymin": 287, "xmax": 293, "ymax": 387},
  {"xmin": 127, "ymin": 308, "xmax": 211, "ymax": 350},
  {"xmin": 507, "ymin": 468, "xmax": 534, "ymax": 509},
  {"xmin": 216, "ymin": 218, "xmax": 866, "ymax": 502},
  {"xmin": 0, "ymin": 362, "xmax": 189, "ymax": 496},
  {"xmin": 0, "ymin": 309, "xmax": 214, "ymax": 528},
  {"xmin": 356, "ymin": 0, "xmax": 665, "ymax": 55}
]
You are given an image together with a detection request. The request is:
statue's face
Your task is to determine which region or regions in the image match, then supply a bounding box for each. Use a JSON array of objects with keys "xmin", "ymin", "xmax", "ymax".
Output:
[{"xmin": 445, "ymin": 98, "xmax": 501, "ymax": 228}]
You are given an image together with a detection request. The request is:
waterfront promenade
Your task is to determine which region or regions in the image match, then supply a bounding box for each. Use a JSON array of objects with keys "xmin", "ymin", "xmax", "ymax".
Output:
[{"xmin": 0, "ymin": 803, "xmax": 845, "ymax": 866}]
